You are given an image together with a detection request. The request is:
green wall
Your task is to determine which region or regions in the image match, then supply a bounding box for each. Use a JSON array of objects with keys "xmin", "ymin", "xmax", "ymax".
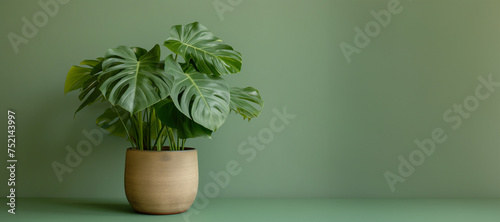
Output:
[{"xmin": 1, "ymin": 0, "xmax": 499, "ymax": 199}]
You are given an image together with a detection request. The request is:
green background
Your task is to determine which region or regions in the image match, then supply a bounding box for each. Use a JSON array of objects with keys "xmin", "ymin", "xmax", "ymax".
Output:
[{"xmin": 0, "ymin": 0, "xmax": 499, "ymax": 200}]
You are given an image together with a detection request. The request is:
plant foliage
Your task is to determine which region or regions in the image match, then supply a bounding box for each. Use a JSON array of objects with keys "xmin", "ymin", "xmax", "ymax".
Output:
[{"xmin": 65, "ymin": 22, "xmax": 263, "ymax": 151}]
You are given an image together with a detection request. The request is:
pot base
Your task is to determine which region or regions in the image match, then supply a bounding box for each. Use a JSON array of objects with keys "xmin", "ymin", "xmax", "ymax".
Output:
[{"xmin": 135, "ymin": 209, "xmax": 188, "ymax": 215}]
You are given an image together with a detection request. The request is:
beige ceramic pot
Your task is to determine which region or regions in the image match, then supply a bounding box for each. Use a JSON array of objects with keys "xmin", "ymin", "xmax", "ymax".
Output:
[{"xmin": 124, "ymin": 147, "xmax": 198, "ymax": 214}]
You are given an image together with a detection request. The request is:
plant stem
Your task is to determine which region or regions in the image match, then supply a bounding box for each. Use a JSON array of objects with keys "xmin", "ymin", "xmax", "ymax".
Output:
[
  {"xmin": 153, "ymin": 124, "xmax": 166, "ymax": 151},
  {"xmin": 137, "ymin": 111, "xmax": 144, "ymax": 150},
  {"xmin": 177, "ymin": 137, "xmax": 180, "ymax": 151},
  {"xmin": 167, "ymin": 127, "xmax": 176, "ymax": 150},
  {"xmin": 147, "ymin": 108, "xmax": 152, "ymax": 150},
  {"xmin": 158, "ymin": 123, "xmax": 163, "ymax": 150},
  {"xmin": 144, "ymin": 111, "xmax": 148, "ymax": 150},
  {"xmin": 143, "ymin": 108, "xmax": 147, "ymax": 150},
  {"xmin": 161, "ymin": 130, "xmax": 169, "ymax": 150},
  {"xmin": 167, "ymin": 130, "xmax": 173, "ymax": 151},
  {"xmin": 181, "ymin": 139, "xmax": 186, "ymax": 150},
  {"xmin": 112, "ymin": 106, "xmax": 134, "ymax": 149},
  {"xmin": 129, "ymin": 113, "xmax": 140, "ymax": 149}
]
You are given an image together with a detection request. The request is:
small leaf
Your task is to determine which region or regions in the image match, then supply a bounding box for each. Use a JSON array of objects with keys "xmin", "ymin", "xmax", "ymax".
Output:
[
  {"xmin": 154, "ymin": 100, "xmax": 213, "ymax": 139},
  {"xmin": 96, "ymin": 106, "xmax": 131, "ymax": 138},
  {"xmin": 65, "ymin": 58, "xmax": 108, "ymax": 116},
  {"xmin": 229, "ymin": 87, "xmax": 264, "ymax": 120},
  {"xmin": 64, "ymin": 58, "xmax": 103, "ymax": 94}
]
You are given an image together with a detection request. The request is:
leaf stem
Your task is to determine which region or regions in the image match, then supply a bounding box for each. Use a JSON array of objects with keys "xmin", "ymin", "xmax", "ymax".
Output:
[
  {"xmin": 153, "ymin": 124, "xmax": 166, "ymax": 151},
  {"xmin": 112, "ymin": 106, "xmax": 134, "ymax": 149},
  {"xmin": 167, "ymin": 127, "xmax": 176, "ymax": 150},
  {"xmin": 137, "ymin": 111, "xmax": 144, "ymax": 150},
  {"xmin": 161, "ymin": 129, "xmax": 169, "ymax": 149},
  {"xmin": 129, "ymin": 113, "xmax": 140, "ymax": 149},
  {"xmin": 147, "ymin": 108, "xmax": 152, "ymax": 150},
  {"xmin": 177, "ymin": 137, "xmax": 180, "ymax": 151}
]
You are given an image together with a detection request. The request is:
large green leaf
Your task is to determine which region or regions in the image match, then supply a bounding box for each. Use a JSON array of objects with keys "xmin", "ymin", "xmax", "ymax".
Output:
[
  {"xmin": 165, "ymin": 55, "xmax": 230, "ymax": 131},
  {"xmin": 229, "ymin": 87, "xmax": 264, "ymax": 120},
  {"xmin": 154, "ymin": 100, "xmax": 213, "ymax": 139},
  {"xmin": 164, "ymin": 22, "xmax": 242, "ymax": 76},
  {"xmin": 98, "ymin": 45, "xmax": 173, "ymax": 114}
]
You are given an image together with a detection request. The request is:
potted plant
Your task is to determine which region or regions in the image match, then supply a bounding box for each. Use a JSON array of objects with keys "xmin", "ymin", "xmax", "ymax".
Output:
[{"xmin": 64, "ymin": 22, "xmax": 264, "ymax": 214}]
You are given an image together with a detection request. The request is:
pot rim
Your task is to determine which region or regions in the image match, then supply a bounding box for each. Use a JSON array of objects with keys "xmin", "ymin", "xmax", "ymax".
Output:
[{"xmin": 127, "ymin": 147, "xmax": 196, "ymax": 152}]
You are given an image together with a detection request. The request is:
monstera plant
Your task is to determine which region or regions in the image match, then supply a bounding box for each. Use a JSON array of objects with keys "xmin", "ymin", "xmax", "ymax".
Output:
[
  {"xmin": 65, "ymin": 22, "xmax": 263, "ymax": 150},
  {"xmin": 64, "ymin": 22, "xmax": 263, "ymax": 214}
]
